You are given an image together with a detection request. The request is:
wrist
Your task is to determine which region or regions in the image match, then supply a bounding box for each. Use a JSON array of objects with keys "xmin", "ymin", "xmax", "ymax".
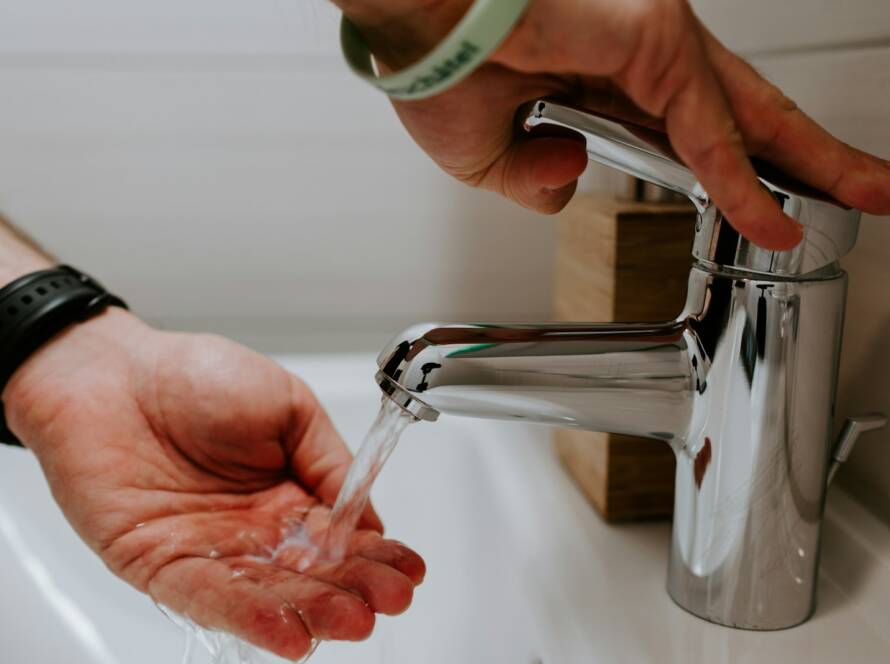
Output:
[
  {"xmin": 335, "ymin": 0, "xmax": 472, "ymax": 69},
  {"xmin": 334, "ymin": 0, "xmax": 446, "ymax": 26},
  {"xmin": 2, "ymin": 306, "xmax": 151, "ymax": 452}
]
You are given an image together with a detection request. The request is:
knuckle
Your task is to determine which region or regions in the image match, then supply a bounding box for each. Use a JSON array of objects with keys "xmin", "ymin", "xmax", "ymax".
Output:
[
  {"xmin": 350, "ymin": 603, "xmax": 376, "ymax": 640},
  {"xmin": 453, "ymin": 168, "xmax": 487, "ymax": 189},
  {"xmin": 618, "ymin": 0, "xmax": 699, "ymax": 115},
  {"xmin": 378, "ymin": 575, "xmax": 415, "ymax": 615},
  {"xmin": 772, "ymin": 88, "xmax": 799, "ymax": 114}
]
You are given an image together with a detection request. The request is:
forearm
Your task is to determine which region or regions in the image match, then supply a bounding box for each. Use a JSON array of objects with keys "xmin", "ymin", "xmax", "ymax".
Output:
[
  {"xmin": 0, "ymin": 214, "xmax": 54, "ymax": 285},
  {"xmin": 0, "ymin": 214, "xmax": 147, "ymax": 449}
]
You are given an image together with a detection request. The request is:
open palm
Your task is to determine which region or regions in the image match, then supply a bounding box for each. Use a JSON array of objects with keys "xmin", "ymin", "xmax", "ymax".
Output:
[{"xmin": 4, "ymin": 310, "xmax": 424, "ymax": 661}]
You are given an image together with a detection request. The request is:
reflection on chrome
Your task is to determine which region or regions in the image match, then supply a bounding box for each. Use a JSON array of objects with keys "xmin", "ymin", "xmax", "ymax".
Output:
[{"xmin": 376, "ymin": 101, "xmax": 886, "ymax": 631}]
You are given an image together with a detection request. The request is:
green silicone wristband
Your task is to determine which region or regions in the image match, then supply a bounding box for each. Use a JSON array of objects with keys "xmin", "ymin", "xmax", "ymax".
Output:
[{"xmin": 341, "ymin": 0, "xmax": 531, "ymax": 101}]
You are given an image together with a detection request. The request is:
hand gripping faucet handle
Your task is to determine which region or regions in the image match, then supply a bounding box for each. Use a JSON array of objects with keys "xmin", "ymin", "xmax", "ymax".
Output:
[{"xmin": 521, "ymin": 99, "xmax": 862, "ymax": 278}]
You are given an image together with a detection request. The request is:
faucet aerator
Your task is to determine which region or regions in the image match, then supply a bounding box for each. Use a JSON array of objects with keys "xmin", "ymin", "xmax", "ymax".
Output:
[{"xmin": 376, "ymin": 371, "xmax": 439, "ymax": 423}]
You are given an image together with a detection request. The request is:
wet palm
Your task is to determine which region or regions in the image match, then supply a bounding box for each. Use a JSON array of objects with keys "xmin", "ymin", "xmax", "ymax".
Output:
[{"xmin": 3, "ymin": 310, "xmax": 424, "ymax": 661}]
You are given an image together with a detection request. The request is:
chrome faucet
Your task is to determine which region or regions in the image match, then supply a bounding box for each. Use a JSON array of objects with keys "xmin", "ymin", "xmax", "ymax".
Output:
[{"xmin": 375, "ymin": 100, "xmax": 886, "ymax": 630}]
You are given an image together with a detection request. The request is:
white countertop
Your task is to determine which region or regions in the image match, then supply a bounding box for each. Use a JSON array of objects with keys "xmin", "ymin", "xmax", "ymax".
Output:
[
  {"xmin": 1, "ymin": 353, "xmax": 888, "ymax": 664},
  {"xmin": 286, "ymin": 354, "xmax": 890, "ymax": 664}
]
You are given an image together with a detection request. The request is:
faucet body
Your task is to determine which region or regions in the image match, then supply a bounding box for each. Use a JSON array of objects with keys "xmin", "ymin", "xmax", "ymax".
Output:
[
  {"xmin": 376, "ymin": 100, "xmax": 876, "ymax": 630},
  {"xmin": 671, "ymin": 267, "xmax": 847, "ymax": 629},
  {"xmin": 378, "ymin": 266, "xmax": 846, "ymax": 629}
]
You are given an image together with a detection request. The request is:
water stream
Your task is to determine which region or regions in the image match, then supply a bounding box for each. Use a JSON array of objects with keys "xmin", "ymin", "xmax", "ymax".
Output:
[
  {"xmin": 322, "ymin": 396, "xmax": 416, "ymax": 561},
  {"xmin": 165, "ymin": 395, "xmax": 417, "ymax": 663}
]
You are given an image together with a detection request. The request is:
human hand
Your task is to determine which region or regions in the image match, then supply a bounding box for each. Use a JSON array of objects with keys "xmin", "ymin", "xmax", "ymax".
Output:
[
  {"xmin": 3, "ymin": 309, "xmax": 424, "ymax": 660},
  {"xmin": 341, "ymin": 0, "xmax": 890, "ymax": 250}
]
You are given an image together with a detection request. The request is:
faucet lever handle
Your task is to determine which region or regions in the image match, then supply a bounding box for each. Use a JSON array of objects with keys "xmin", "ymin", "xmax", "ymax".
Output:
[
  {"xmin": 827, "ymin": 413, "xmax": 888, "ymax": 485},
  {"xmin": 522, "ymin": 99, "xmax": 708, "ymax": 211},
  {"xmin": 522, "ymin": 98, "xmax": 862, "ymax": 277}
]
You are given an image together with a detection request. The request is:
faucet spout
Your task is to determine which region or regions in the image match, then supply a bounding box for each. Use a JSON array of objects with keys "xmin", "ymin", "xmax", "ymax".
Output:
[{"xmin": 376, "ymin": 321, "xmax": 694, "ymax": 445}]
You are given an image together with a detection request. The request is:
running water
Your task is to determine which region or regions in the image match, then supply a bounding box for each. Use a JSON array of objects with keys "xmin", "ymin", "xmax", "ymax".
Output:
[
  {"xmin": 159, "ymin": 605, "xmax": 318, "ymax": 664},
  {"xmin": 165, "ymin": 395, "xmax": 416, "ymax": 663},
  {"xmin": 322, "ymin": 396, "xmax": 416, "ymax": 561}
]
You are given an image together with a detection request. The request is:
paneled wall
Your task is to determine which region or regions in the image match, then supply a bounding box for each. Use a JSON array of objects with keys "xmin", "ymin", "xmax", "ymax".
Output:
[
  {"xmin": 0, "ymin": 0, "xmax": 562, "ymax": 351},
  {"xmin": 693, "ymin": 0, "xmax": 890, "ymax": 54},
  {"xmin": 691, "ymin": 0, "xmax": 890, "ymax": 519},
  {"xmin": 0, "ymin": 2, "xmax": 889, "ymax": 516}
]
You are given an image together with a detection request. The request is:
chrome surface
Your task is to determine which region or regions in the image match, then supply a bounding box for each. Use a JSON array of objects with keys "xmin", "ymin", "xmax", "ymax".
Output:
[
  {"xmin": 376, "ymin": 371, "xmax": 438, "ymax": 422},
  {"xmin": 377, "ymin": 101, "xmax": 875, "ymax": 630},
  {"xmin": 524, "ymin": 100, "xmax": 861, "ymax": 277},
  {"xmin": 376, "ymin": 321, "xmax": 693, "ymax": 438},
  {"xmin": 827, "ymin": 414, "xmax": 888, "ymax": 484}
]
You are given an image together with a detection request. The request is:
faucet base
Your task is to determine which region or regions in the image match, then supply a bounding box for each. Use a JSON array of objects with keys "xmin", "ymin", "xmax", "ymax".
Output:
[
  {"xmin": 666, "ymin": 580, "xmax": 817, "ymax": 631},
  {"xmin": 664, "ymin": 268, "xmax": 847, "ymax": 631}
]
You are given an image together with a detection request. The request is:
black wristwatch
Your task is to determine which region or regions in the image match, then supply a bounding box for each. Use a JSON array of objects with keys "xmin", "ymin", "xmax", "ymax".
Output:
[{"xmin": 0, "ymin": 265, "xmax": 127, "ymax": 447}]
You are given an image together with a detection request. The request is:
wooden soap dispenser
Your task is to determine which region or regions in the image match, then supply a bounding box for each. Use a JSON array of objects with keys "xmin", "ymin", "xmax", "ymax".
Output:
[{"xmin": 552, "ymin": 177, "xmax": 697, "ymax": 521}]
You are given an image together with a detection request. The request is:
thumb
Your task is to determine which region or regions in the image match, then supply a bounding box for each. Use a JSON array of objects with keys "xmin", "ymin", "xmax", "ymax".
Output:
[{"xmin": 492, "ymin": 136, "xmax": 589, "ymax": 214}]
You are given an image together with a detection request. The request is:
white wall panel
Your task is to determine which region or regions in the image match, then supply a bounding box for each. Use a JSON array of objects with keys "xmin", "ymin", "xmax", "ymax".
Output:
[
  {"xmin": 0, "ymin": 2, "xmax": 572, "ymax": 351},
  {"xmin": 0, "ymin": 61, "xmax": 561, "ymax": 351},
  {"xmin": 692, "ymin": 0, "xmax": 890, "ymax": 54},
  {"xmin": 0, "ymin": 65, "xmax": 399, "ymax": 138},
  {"xmin": 1, "ymin": 0, "xmax": 889, "ymax": 513},
  {"xmin": 0, "ymin": 0, "xmax": 339, "ymax": 54}
]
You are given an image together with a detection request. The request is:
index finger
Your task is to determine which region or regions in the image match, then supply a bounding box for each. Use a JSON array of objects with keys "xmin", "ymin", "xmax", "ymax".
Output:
[
  {"xmin": 698, "ymin": 21, "xmax": 890, "ymax": 215},
  {"xmin": 620, "ymin": 20, "xmax": 803, "ymax": 250}
]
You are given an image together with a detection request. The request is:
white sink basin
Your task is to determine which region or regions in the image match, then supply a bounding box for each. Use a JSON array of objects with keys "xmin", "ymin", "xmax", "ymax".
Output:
[{"xmin": 1, "ymin": 354, "xmax": 889, "ymax": 663}]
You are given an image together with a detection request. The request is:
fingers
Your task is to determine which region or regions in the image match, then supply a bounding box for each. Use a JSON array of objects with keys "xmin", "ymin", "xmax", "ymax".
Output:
[
  {"xmin": 497, "ymin": 0, "xmax": 805, "ymax": 247},
  {"xmin": 137, "ymin": 502, "xmax": 426, "ymax": 657},
  {"xmin": 311, "ymin": 556, "xmax": 416, "ymax": 615},
  {"xmin": 387, "ymin": 57, "xmax": 583, "ymax": 214},
  {"xmin": 698, "ymin": 22, "xmax": 890, "ymax": 214},
  {"xmin": 274, "ymin": 532, "xmax": 422, "ymax": 616},
  {"xmin": 346, "ymin": 530, "xmax": 427, "ymax": 585},
  {"xmin": 279, "ymin": 506, "xmax": 426, "ymax": 588},
  {"xmin": 617, "ymin": 13, "xmax": 802, "ymax": 249},
  {"xmin": 150, "ymin": 556, "xmax": 403, "ymax": 659},
  {"xmin": 263, "ymin": 527, "xmax": 423, "ymax": 615},
  {"xmin": 243, "ymin": 567, "xmax": 376, "ymax": 642},
  {"xmin": 285, "ymin": 376, "xmax": 384, "ymax": 532},
  {"xmin": 149, "ymin": 557, "xmax": 318, "ymax": 660},
  {"xmin": 485, "ymin": 136, "xmax": 588, "ymax": 214}
]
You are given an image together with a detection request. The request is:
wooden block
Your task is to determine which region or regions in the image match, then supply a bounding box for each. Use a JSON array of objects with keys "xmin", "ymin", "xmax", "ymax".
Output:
[{"xmin": 553, "ymin": 193, "xmax": 696, "ymax": 521}]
